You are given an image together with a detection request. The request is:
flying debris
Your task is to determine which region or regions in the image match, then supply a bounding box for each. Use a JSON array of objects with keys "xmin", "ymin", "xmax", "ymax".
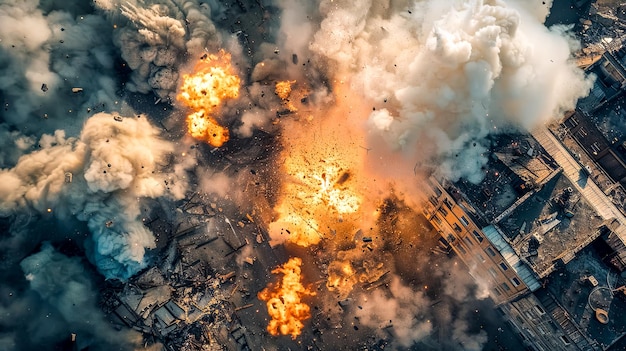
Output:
[{"xmin": 0, "ymin": 0, "xmax": 610, "ymax": 350}]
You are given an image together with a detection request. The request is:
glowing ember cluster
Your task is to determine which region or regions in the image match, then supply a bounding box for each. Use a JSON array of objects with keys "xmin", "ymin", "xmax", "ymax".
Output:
[
  {"xmin": 177, "ymin": 50, "xmax": 240, "ymax": 147},
  {"xmin": 275, "ymin": 80, "xmax": 297, "ymax": 112},
  {"xmin": 258, "ymin": 257, "xmax": 316, "ymax": 339}
]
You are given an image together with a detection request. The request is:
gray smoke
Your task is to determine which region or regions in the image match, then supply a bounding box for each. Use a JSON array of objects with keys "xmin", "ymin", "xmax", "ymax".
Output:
[
  {"xmin": 93, "ymin": 0, "xmax": 227, "ymax": 101},
  {"xmin": 0, "ymin": 0, "xmax": 119, "ymax": 134},
  {"xmin": 0, "ymin": 112, "xmax": 187, "ymax": 279}
]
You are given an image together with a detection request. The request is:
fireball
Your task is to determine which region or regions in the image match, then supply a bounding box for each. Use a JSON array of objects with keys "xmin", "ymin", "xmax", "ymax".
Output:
[
  {"xmin": 177, "ymin": 50, "xmax": 240, "ymax": 147},
  {"xmin": 258, "ymin": 257, "xmax": 316, "ymax": 339}
]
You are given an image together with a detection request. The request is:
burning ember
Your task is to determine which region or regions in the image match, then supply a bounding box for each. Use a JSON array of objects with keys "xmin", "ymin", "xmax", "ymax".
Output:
[
  {"xmin": 275, "ymin": 80, "xmax": 294, "ymax": 100},
  {"xmin": 177, "ymin": 50, "xmax": 240, "ymax": 147},
  {"xmin": 258, "ymin": 257, "xmax": 316, "ymax": 339}
]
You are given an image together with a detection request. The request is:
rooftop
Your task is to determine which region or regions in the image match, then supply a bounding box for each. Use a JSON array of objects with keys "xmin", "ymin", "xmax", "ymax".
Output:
[
  {"xmin": 452, "ymin": 133, "xmax": 560, "ymax": 224},
  {"xmin": 498, "ymin": 173, "xmax": 605, "ymax": 277},
  {"xmin": 542, "ymin": 243, "xmax": 626, "ymax": 349}
]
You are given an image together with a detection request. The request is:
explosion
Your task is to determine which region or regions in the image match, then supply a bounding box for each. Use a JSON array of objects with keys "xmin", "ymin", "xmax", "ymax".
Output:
[
  {"xmin": 275, "ymin": 80, "xmax": 297, "ymax": 112},
  {"xmin": 270, "ymin": 152, "xmax": 364, "ymax": 247},
  {"xmin": 177, "ymin": 50, "xmax": 240, "ymax": 147},
  {"xmin": 257, "ymin": 257, "xmax": 316, "ymax": 339}
]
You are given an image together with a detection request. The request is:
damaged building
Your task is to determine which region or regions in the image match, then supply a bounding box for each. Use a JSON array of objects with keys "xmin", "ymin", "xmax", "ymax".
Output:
[{"xmin": 423, "ymin": 130, "xmax": 626, "ymax": 350}]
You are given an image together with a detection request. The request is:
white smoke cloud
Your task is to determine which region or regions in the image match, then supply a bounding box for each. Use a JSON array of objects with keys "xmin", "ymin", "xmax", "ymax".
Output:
[
  {"xmin": 355, "ymin": 276, "xmax": 433, "ymax": 347},
  {"xmin": 0, "ymin": 0, "xmax": 119, "ymax": 133},
  {"xmin": 307, "ymin": 0, "xmax": 593, "ymax": 184},
  {"xmin": 0, "ymin": 112, "xmax": 187, "ymax": 279}
]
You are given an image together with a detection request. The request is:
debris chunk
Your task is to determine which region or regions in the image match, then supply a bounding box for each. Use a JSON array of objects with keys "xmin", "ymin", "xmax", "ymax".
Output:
[
  {"xmin": 71, "ymin": 87, "xmax": 83, "ymax": 93},
  {"xmin": 41, "ymin": 83, "xmax": 48, "ymax": 92}
]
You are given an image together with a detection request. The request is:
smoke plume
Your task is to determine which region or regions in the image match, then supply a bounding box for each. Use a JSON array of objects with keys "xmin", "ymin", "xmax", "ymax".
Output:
[
  {"xmin": 0, "ymin": 112, "xmax": 186, "ymax": 279},
  {"xmin": 307, "ymin": 0, "xmax": 593, "ymax": 184}
]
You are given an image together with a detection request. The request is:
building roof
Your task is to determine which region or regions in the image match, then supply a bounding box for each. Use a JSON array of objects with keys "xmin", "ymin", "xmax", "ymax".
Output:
[
  {"xmin": 497, "ymin": 173, "xmax": 605, "ymax": 277},
  {"xmin": 452, "ymin": 133, "xmax": 560, "ymax": 223}
]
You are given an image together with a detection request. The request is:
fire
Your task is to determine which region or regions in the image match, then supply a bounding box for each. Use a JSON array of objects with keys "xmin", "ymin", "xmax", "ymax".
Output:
[
  {"xmin": 177, "ymin": 50, "xmax": 240, "ymax": 147},
  {"xmin": 275, "ymin": 80, "xmax": 294, "ymax": 100},
  {"xmin": 326, "ymin": 260, "xmax": 358, "ymax": 298},
  {"xmin": 275, "ymin": 80, "xmax": 297, "ymax": 112},
  {"xmin": 268, "ymin": 81, "xmax": 370, "ymax": 248},
  {"xmin": 258, "ymin": 257, "xmax": 316, "ymax": 339},
  {"xmin": 269, "ymin": 153, "xmax": 363, "ymax": 247}
]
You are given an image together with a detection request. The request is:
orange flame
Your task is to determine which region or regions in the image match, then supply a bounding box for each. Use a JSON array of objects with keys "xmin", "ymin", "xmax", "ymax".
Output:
[
  {"xmin": 177, "ymin": 50, "xmax": 240, "ymax": 147},
  {"xmin": 275, "ymin": 80, "xmax": 298, "ymax": 112},
  {"xmin": 275, "ymin": 80, "xmax": 295, "ymax": 100},
  {"xmin": 270, "ymin": 155, "xmax": 363, "ymax": 247},
  {"xmin": 258, "ymin": 257, "xmax": 316, "ymax": 339}
]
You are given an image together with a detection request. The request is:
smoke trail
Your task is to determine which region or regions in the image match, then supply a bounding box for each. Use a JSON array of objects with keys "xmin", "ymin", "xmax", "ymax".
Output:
[{"xmin": 0, "ymin": 112, "xmax": 186, "ymax": 279}]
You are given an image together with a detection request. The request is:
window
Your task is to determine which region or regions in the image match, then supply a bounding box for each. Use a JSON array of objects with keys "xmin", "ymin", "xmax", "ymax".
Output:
[
  {"xmin": 428, "ymin": 181, "xmax": 442, "ymax": 197},
  {"xmin": 560, "ymin": 335, "xmax": 571, "ymax": 345},
  {"xmin": 565, "ymin": 115, "xmax": 579, "ymax": 128},
  {"xmin": 463, "ymin": 237, "xmax": 474, "ymax": 247},
  {"xmin": 443, "ymin": 198, "xmax": 454, "ymax": 210},
  {"xmin": 501, "ymin": 282, "xmax": 511, "ymax": 291},
  {"xmin": 534, "ymin": 305, "xmax": 545, "ymax": 315},
  {"xmin": 429, "ymin": 196, "xmax": 438, "ymax": 206},
  {"xmin": 472, "ymin": 230, "xmax": 484, "ymax": 243},
  {"xmin": 511, "ymin": 277, "xmax": 521, "ymax": 287},
  {"xmin": 456, "ymin": 245, "xmax": 467, "ymax": 255},
  {"xmin": 488, "ymin": 268, "xmax": 498, "ymax": 278},
  {"xmin": 432, "ymin": 214, "xmax": 442, "ymax": 224},
  {"xmin": 492, "ymin": 288, "xmax": 501, "ymax": 296},
  {"xmin": 499, "ymin": 262, "xmax": 509, "ymax": 271},
  {"xmin": 446, "ymin": 233, "xmax": 456, "ymax": 243},
  {"xmin": 460, "ymin": 216, "xmax": 469, "ymax": 226},
  {"xmin": 438, "ymin": 206, "xmax": 448, "ymax": 217},
  {"xmin": 477, "ymin": 254, "xmax": 486, "ymax": 263},
  {"xmin": 453, "ymin": 223, "xmax": 462, "ymax": 233},
  {"xmin": 591, "ymin": 142, "xmax": 602, "ymax": 154},
  {"xmin": 486, "ymin": 247, "xmax": 496, "ymax": 257}
]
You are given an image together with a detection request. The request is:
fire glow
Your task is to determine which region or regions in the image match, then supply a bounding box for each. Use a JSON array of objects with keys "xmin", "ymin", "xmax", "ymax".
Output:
[
  {"xmin": 275, "ymin": 80, "xmax": 297, "ymax": 112},
  {"xmin": 177, "ymin": 50, "xmax": 240, "ymax": 147},
  {"xmin": 257, "ymin": 257, "xmax": 316, "ymax": 339},
  {"xmin": 271, "ymin": 155, "xmax": 363, "ymax": 247}
]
